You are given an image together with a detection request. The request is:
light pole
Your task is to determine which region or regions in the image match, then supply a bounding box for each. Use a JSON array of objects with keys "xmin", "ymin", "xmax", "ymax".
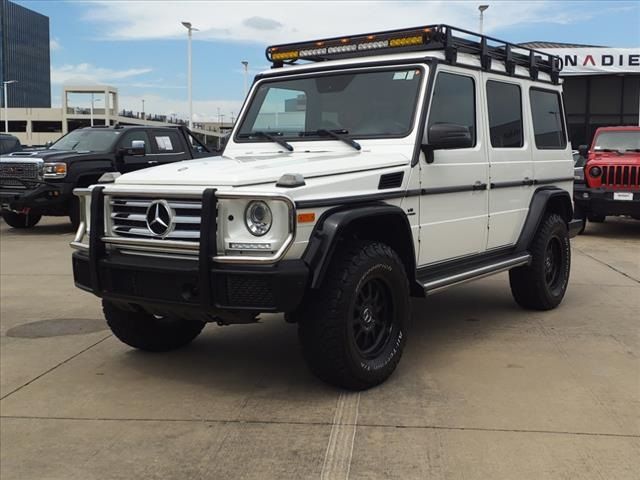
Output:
[
  {"xmin": 181, "ymin": 21, "xmax": 199, "ymax": 129},
  {"xmin": 478, "ymin": 5, "xmax": 489, "ymax": 35},
  {"xmin": 3, "ymin": 80, "xmax": 17, "ymax": 133},
  {"xmin": 142, "ymin": 99, "xmax": 145, "ymax": 119},
  {"xmin": 90, "ymin": 94, "xmax": 102, "ymax": 127},
  {"xmin": 241, "ymin": 61, "xmax": 249, "ymax": 96}
]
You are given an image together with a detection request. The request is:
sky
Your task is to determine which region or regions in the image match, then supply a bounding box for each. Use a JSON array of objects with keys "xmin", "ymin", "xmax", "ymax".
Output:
[{"xmin": 16, "ymin": 0, "xmax": 640, "ymax": 123}]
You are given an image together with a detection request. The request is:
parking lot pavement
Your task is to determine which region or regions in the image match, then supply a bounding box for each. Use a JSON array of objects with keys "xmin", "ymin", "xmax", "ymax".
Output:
[{"xmin": 1, "ymin": 217, "xmax": 638, "ymax": 480}]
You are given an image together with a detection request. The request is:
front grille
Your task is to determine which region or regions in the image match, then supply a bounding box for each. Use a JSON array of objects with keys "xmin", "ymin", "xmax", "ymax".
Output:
[
  {"xmin": 600, "ymin": 165, "xmax": 640, "ymax": 189},
  {"xmin": 108, "ymin": 197, "xmax": 202, "ymax": 241},
  {"xmin": 0, "ymin": 162, "xmax": 40, "ymax": 189}
]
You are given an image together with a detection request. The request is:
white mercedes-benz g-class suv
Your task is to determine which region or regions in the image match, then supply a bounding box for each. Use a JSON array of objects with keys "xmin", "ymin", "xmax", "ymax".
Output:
[{"xmin": 71, "ymin": 25, "xmax": 582, "ymax": 390}]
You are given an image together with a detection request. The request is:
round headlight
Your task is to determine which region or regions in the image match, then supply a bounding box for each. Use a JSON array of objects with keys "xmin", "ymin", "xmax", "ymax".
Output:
[
  {"xmin": 589, "ymin": 166, "xmax": 602, "ymax": 177},
  {"xmin": 245, "ymin": 201, "xmax": 272, "ymax": 236}
]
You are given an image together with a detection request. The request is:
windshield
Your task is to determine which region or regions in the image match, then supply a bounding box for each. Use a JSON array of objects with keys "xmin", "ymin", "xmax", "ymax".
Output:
[
  {"xmin": 593, "ymin": 131, "xmax": 640, "ymax": 152},
  {"xmin": 237, "ymin": 68, "xmax": 423, "ymax": 141},
  {"xmin": 50, "ymin": 129, "xmax": 119, "ymax": 152}
]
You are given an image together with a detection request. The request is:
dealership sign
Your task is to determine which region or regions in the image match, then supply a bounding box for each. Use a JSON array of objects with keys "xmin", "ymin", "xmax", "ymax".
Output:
[{"xmin": 538, "ymin": 48, "xmax": 640, "ymax": 75}]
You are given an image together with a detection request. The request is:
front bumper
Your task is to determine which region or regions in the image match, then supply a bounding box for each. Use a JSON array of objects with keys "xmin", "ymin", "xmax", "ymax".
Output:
[
  {"xmin": 573, "ymin": 184, "xmax": 640, "ymax": 217},
  {"xmin": 72, "ymin": 251, "xmax": 309, "ymax": 314},
  {"xmin": 72, "ymin": 186, "xmax": 308, "ymax": 315},
  {"xmin": 0, "ymin": 181, "xmax": 74, "ymax": 214}
]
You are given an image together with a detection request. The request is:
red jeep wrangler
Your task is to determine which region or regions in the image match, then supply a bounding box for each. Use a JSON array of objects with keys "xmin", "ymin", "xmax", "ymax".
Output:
[{"xmin": 574, "ymin": 126, "xmax": 640, "ymax": 231}]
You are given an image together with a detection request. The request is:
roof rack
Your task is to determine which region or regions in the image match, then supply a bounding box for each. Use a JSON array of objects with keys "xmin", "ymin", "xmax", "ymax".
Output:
[{"xmin": 265, "ymin": 24, "xmax": 561, "ymax": 84}]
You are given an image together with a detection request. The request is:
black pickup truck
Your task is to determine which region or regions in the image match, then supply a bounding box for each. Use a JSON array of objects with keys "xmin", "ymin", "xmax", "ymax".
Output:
[{"xmin": 0, "ymin": 125, "xmax": 210, "ymax": 229}]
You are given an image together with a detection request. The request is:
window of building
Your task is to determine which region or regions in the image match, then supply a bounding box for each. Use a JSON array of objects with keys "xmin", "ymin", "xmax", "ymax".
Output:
[
  {"xmin": 529, "ymin": 89, "xmax": 567, "ymax": 149},
  {"xmin": 486, "ymin": 81, "xmax": 523, "ymax": 148},
  {"xmin": 428, "ymin": 72, "xmax": 476, "ymax": 145},
  {"xmin": 7, "ymin": 121, "xmax": 27, "ymax": 132},
  {"xmin": 32, "ymin": 121, "xmax": 62, "ymax": 133}
]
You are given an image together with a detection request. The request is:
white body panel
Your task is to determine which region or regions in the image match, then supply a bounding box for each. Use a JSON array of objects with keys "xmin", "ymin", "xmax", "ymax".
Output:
[{"xmin": 418, "ymin": 65, "xmax": 489, "ymax": 265}]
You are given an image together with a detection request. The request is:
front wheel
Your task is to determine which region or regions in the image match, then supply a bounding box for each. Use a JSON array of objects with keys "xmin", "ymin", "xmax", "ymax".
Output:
[
  {"xmin": 69, "ymin": 196, "xmax": 80, "ymax": 230},
  {"xmin": 1, "ymin": 210, "xmax": 42, "ymax": 228},
  {"xmin": 509, "ymin": 214, "xmax": 571, "ymax": 310},
  {"xmin": 103, "ymin": 300, "xmax": 205, "ymax": 352},
  {"xmin": 297, "ymin": 240, "xmax": 409, "ymax": 390}
]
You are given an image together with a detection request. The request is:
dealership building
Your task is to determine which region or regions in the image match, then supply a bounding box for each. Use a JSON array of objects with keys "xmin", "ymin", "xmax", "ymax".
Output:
[{"xmin": 524, "ymin": 42, "xmax": 640, "ymax": 148}]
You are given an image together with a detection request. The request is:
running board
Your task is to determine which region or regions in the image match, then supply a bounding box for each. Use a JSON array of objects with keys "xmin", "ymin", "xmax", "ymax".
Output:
[{"xmin": 420, "ymin": 253, "xmax": 531, "ymax": 295}]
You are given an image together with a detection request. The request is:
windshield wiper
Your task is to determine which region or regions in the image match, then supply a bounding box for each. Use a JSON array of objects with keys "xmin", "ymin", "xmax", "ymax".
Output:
[
  {"xmin": 240, "ymin": 131, "xmax": 293, "ymax": 151},
  {"xmin": 304, "ymin": 129, "xmax": 361, "ymax": 151}
]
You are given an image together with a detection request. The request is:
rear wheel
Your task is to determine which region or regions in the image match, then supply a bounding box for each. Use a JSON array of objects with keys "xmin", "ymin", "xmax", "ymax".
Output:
[
  {"xmin": 509, "ymin": 213, "xmax": 571, "ymax": 310},
  {"xmin": 103, "ymin": 300, "xmax": 205, "ymax": 352},
  {"xmin": 297, "ymin": 240, "xmax": 409, "ymax": 390},
  {"xmin": 1, "ymin": 210, "xmax": 42, "ymax": 228}
]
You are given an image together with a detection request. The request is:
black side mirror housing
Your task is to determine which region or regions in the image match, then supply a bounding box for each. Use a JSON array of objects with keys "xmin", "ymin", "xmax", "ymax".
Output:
[
  {"xmin": 422, "ymin": 123, "xmax": 473, "ymax": 163},
  {"xmin": 578, "ymin": 144, "xmax": 589, "ymax": 158}
]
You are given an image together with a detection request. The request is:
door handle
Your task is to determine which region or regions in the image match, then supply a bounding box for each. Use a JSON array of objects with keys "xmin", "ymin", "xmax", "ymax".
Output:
[
  {"xmin": 472, "ymin": 181, "xmax": 487, "ymax": 191},
  {"xmin": 523, "ymin": 177, "xmax": 534, "ymax": 186}
]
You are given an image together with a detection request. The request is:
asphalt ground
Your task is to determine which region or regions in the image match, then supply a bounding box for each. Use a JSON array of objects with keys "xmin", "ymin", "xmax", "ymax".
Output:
[{"xmin": 1, "ymin": 216, "xmax": 638, "ymax": 479}]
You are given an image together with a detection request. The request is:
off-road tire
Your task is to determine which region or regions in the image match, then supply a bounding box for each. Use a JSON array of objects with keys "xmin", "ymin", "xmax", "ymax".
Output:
[
  {"xmin": 69, "ymin": 196, "xmax": 80, "ymax": 231},
  {"xmin": 297, "ymin": 240, "xmax": 409, "ymax": 390},
  {"xmin": 103, "ymin": 300, "xmax": 205, "ymax": 352},
  {"xmin": 509, "ymin": 213, "xmax": 571, "ymax": 310},
  {"xmin": 1, "ymin": 210, "xmax": 42, "ymax": 228},
  {"xmin": 588, "ymin": 213, "xmax": 605, "ymax": 223}
]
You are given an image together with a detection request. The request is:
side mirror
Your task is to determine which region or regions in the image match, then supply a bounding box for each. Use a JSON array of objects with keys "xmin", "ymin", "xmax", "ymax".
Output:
[
  {"xmin": 120, "ymin": 140, "xmax": 146, "ymax": 157},
  {"xmin": 422, "ymin": 123, "xmax": 472, "ymax": 163},
  {"xmin": 578, "ymin": 144, "xmax": 589, "ymax": 158}
]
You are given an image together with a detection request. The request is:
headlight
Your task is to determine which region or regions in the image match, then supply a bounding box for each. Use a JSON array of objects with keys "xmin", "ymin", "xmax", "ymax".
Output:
[
  {"xmin": 589, "ymin": 166, "xmax": 602, "ymax": 177},
  {"xmin": 245, "ymin": 200, "xmax": 272, "ymax": 236},
  {"xmin": 43, "ymin": 162, "xmax": 67, "ymax": 178}
]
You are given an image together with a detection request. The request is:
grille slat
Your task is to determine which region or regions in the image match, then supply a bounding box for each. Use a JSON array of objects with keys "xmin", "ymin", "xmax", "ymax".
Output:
[
  {"xmin": 599, "ymin": 165, "xmax": 640, "ymax": 189},
  {"xmin": 108, "ymin": 196, "xmax": 202, "ymax": 242}
]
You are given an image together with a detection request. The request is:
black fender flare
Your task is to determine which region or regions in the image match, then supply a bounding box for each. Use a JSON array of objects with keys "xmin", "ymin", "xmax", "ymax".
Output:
[
  {"xmin": 515, "ymin": 187, "xmax": 573, "ymax": 252},
  {"xmin": 302, "ymin": 203, "xmax": 417, "ymax": 290}
]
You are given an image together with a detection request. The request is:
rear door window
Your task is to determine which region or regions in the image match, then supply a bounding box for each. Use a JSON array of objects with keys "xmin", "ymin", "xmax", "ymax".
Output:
[
  {"xmin": 486, "ymin": 81, "xmax": 523, "ymax": 148},
  {"xmin": 151, "ymin": 131, "xmax": 183, "ymax": 153}
]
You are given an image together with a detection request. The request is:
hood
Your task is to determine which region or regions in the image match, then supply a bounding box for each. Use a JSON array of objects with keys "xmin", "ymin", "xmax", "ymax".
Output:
[
  {"xmin": 115, "ymin": 151, "xmax": 410, "ymax": 187},
  {"xmin": 588, "ymin": 151, "xmax": 640, "ymax": 165},
  {"xmin": 0, "ymin": 149, "xmax": 93, "ymax": 163}
]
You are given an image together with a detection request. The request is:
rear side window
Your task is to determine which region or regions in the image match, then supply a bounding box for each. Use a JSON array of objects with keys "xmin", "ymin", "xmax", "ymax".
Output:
[
  {"xmin": 428, "ymin": 72, "xmax": 476, "ymax": 146},
  {"xmin": 529, "ymin": 89, "xmax": 567, "ymax": 149},
  {"xmin": 486, "ymin": 81, "xmax": 523, "ymax": 148},
  {"xmin": 151, "ymin": 131, "xmax": 182, "ymax": 153}
]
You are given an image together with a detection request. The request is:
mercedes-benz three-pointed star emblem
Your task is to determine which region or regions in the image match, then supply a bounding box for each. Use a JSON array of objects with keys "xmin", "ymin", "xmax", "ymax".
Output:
[{"xmin": 145, "ymin": 200, "xmax": 175, "ymax": 237}]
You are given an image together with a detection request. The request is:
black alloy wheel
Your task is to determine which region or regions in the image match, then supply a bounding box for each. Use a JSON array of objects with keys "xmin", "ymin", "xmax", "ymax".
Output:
[{"xmin": 350, "ymin": 277, "xmax": 394, "ymax": 359}]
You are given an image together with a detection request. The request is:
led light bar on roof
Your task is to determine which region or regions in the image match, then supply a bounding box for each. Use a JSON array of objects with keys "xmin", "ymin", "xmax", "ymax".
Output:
[{"xmin": 266, "ymin": 27, "xmax": 433, "ymax": 63}]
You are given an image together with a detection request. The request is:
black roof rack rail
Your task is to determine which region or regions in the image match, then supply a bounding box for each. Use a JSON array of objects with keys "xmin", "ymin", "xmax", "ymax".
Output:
[{"xmin": 265, "ymin": 24, "xmax": 561, "ymax": 84}]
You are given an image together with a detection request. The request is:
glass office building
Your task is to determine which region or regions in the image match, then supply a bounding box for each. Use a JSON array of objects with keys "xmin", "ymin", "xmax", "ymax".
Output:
[{"xmin": 0, "ymin": 0, "xmax": 51, "ymax": 108}]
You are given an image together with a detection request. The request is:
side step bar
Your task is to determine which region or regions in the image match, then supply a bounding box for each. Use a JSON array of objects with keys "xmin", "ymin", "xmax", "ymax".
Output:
[{"xmin": 421, "ymin": 253, "xmax": 531, "ymax": 295}]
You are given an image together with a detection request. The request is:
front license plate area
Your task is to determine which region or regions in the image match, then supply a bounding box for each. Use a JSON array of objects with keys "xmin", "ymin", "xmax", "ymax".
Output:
[{"xmin": 613, "ymin": 192, "xmax": 634, "ymax": 201}]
